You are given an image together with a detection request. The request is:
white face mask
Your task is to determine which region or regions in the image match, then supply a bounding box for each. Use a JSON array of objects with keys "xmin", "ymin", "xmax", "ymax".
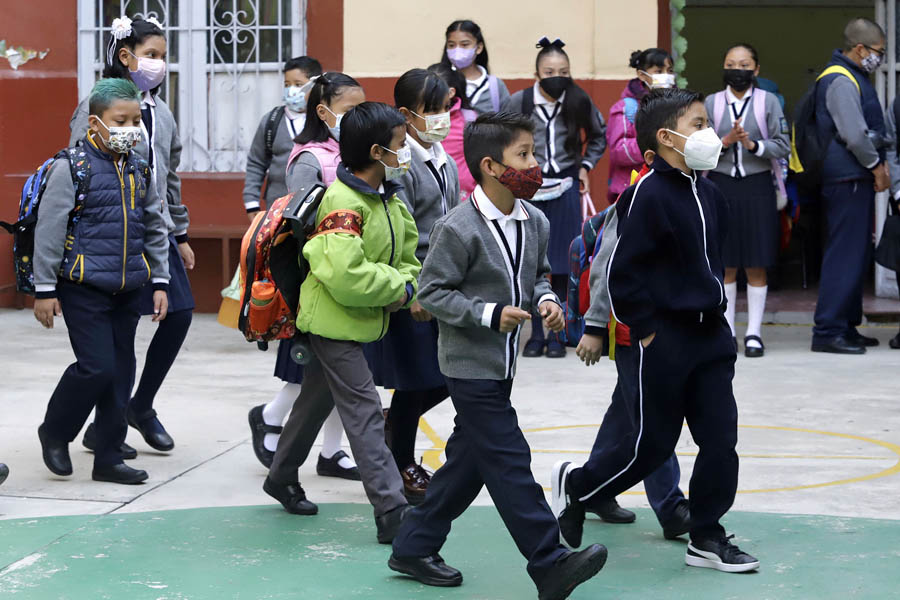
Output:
[
  {"xmin": 94, "ymin": 118, "xmax": 142, "ymax": 153},
  {"xmin": 379, "ymin": 144, "xmax": 412, "ymax": 180},
  {"xmin": 666, "ymin": 127, "xmax": 723, "ymax": 171},
  {"xmin": 409, "ymin": 110, "xmax": 451, "ymax": 143},
  {"xmin": 641, "ymin": 71, "xmax": 676, "ymax": 89},
  {"xmin": 322, "ymin": 105, "xmax": 344, "ymax": 140}
]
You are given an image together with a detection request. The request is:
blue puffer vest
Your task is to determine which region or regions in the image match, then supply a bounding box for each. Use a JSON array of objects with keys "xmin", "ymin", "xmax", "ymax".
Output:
[
  {"xmin": 61, "ymin": 135, "xmax": 152, "ymax": 293},
  {"xmin": 815, "ymin": 49, "xmax": 886, "ymax": 183}
]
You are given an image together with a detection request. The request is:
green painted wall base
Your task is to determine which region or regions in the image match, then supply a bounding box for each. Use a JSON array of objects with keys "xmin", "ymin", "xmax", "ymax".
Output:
[{"xmin": 1, "ymin": 505, "xmax": 897, "ymax": 599}]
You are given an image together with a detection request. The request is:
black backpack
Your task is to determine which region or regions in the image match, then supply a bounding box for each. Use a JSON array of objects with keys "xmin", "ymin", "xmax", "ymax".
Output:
[
  {"xmin": 789, "ymin": 65, "xmax": 860, "ymax": 193},
  {"xmin": 264, "ymin": 105, "xmax": 286, "ymax": 161}
]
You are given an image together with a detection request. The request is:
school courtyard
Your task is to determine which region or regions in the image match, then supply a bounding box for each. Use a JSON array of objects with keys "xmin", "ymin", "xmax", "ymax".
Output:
[{"xmin": 1, "ymin": 307, "xmax": 899, "ymax": 599}]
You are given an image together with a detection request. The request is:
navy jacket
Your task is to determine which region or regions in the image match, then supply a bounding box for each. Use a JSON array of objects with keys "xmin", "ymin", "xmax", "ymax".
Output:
[
  {"xmin": 816, "ymin": 49, "xmax": 886, "ymax": 183},
  {"xmin": 607, "ymin": 157, "xmax": 727, "ymax": 340}
]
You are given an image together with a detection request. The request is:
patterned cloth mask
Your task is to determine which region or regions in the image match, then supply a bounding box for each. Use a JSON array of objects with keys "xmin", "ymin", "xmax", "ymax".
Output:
[
  {"xmin": 496, "ymin": 163, "xmax": 543, "ymax": 199},
  {"xmin": 95, "ymin": 118, "xmax": 142, "ymax": 154}
]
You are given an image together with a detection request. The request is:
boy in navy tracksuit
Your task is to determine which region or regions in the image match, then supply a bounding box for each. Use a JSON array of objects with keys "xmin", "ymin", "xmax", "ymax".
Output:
[
  {"xmin": 389, "ymin": 112, "xmax": 606, "ymax": 600},
  {"xmin": 33, "ymin": 78, "xmax": 170, "ymax": 485},
  {"xmin": 552, "ymin": 88, "xmax": 759, "ymax": 573}
]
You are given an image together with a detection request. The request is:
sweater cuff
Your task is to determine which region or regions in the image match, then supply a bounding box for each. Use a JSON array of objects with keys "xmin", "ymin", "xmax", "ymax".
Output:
[
  {"xmin": 245, "ymin": 204, "xmax": 261, "ymax": 214},
  {"xmin": 753, "ymin": 140, "xmax": 765, "ymax": 157},
  {"xmin": 581, "ymin": 161, "xmax": 593, "ymax": 172},
  {"xmin": 35, "ymin": 290, "xmax": 57, "ymax": 300},
  {"xmin": 174, "ymin": 233, "xmax": 189, "ymax": 244},
  {"xmin": 152, "ymin": 282, "xmax": 170, "ymax": 293},
  {"xmin": 489, "ymin": 304, "xmax": 506, "ymax": 331},
  {"xmin": 537, "ymin": 293, "xmax": 559, "ymax": 308},
  {"xmin": 403, "ymin": 283, "xmax": 415, "ymax": 308},
  {"xmin": 866, "ymin": 157, "xmax": 882, "ymax": 170},
  {"xmin": 481, "ymin": 302, "xmax": 496, "ymax": 328},
  {"xmin": 583, "ymin": 324, "xmax": 607, "ymax": 337}
]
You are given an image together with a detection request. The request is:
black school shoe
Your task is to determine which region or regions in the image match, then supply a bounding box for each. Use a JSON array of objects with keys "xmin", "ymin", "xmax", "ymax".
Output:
[
  {"xmin": 388, "ymin": 554, "xmax": 463, "ymax": 587},
  {"xmin": 890, "ymin": 333, "xmax": 900, "ymax": 349},
  {"xmin": 685, "ymin": 535, "xmax": 759, "ymax": 573},
  {"xmin": 523, "ymin": 338, "xmax": 546, "ymax": 357},
  {"xmin": 849, "ymin": 328, "xmax": 879, "ymax": 347},
  {"xmin": 263, "ymin": 476, "xmax": 319, "ymax": 515},
  {"xmin": 744, "ymin": 335, "xmax": 765, "ymax": 358},
  {"xmin": 811, "ymin": 335, "xmax": 866, "ymax": 355},
  {"xmin": 248, "ymin": 404, "xmax": 280, "ymax": 468},
  {"xmin": 38, "ymin": 424, "xmax": 72, "ymax": 476},
  {"xmin": 0, "ymin": 463, "xmax": 8, "ymax": 487},
  {"xmin": 82, "ymin": 423, "xmax": 137, "ymax": 460},
  {"xmin": 376, "ymin": 504, "xmax": 412, "ymax": 544},
  {"xmin": 316, "ymin": 450, "xmax": 361, "ymax": 481},
  {"xmin": 128, "ymin": 408, "xmax": 175, "ymax": 452},
  {"xmin": 538, "ymin": 544, "xmax": 608, "ymax": 600},
  {"xmin": 586, "ymin": 497, "xmax": 636, "ymax": 524},
  {"xmin": 661, "ymin": 500, "xmax": 691, "ymax": 540},
  {"xmin": 92, "ymin": 463, "xmax": 148, "ymax": 485},
  {"xmin": 546, "ymin": 336, "xmax": 567, "ymax": 359},
  {"xmin": 551, "ymin": 461, "xmax": 585, "ymax": 548}
]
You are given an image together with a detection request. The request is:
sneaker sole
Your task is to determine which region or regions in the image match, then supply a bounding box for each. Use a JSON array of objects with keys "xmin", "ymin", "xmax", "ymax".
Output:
[
  {"xmin": 91, "ymin": 473, "xmax": 148, "ymax": 485},
  {"xmin": 685, "ymin": 546, "xmax": 759, "ymax": 573},
  {"xmin": 388, "ymin": 557, "xmax": 463, "ymax": 587}
]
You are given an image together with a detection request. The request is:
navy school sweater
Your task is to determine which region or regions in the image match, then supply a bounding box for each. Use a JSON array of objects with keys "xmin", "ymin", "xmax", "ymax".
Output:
[{"xmin": 607, "ymin": 156, "xmax": 727, "ymax": 340}]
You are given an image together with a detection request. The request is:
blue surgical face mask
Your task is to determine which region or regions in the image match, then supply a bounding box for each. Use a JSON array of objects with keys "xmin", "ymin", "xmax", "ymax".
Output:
[{"xmin": 322, "ymin": 105, "xmax": 344, "ymax": 140}]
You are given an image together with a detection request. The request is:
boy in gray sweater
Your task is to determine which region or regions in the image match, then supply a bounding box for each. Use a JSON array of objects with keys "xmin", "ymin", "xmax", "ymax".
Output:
[{"xmin": 389, "ymin": 112, "xmax": 606, "ymax": 600}]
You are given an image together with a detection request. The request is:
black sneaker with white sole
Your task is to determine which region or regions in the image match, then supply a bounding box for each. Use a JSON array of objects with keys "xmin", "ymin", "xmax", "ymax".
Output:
[
  {"xmin": 551, "ymin": 460, "xmax": 585, "ymax": 549},
  {"xmin": 686, "ymin": 535, "xmax": 759, "ymax": 573}
]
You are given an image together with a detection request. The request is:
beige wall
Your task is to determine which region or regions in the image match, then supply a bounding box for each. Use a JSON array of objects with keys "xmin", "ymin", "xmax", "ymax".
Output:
[{"xmin": 343, "ymin": 0, "xmax": 658, "ymax": 80}]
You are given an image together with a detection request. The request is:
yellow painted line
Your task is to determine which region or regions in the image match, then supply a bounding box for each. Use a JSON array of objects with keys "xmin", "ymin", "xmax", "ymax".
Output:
[
  {"xmin": 528, "ymin": 450, "xmax": 890, "ymax": 460},
  {"xmin": 417, "ymin": 420, "xmax": 900, "ymax": 495}
]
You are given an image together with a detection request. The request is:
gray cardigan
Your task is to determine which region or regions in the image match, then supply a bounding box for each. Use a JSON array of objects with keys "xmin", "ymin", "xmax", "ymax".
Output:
[
  {"xmin": 502, "ymin": 86, "xmax": 607, "ymax": 174},
  {"xmin": 243, "ymin": 107, "xmax": 297, "ymax": 211},
  {"xmin": 705, "ymin": 88, "xmax": 790, "ymax": 178},
  {"xmin": 884, "ymin": 100, "xmax": 900, "ymax": 198},
  {"xmin": 418, "ymin": 198, "xmax": 556, "ymax": 381},
  {"xmin": 395, "ymin": 139, "xmax": 461, "ymax": 262},
  {"xmin": 286, "ymin": 150, "xmax": 327, "ymax": 196},
  {"xmin": 70, "ymin": 95, "xmax": 188, "ymax": 238},
  {"xmin": 583, "ymin": 207, "xmax": 619, "ymax": 331}
]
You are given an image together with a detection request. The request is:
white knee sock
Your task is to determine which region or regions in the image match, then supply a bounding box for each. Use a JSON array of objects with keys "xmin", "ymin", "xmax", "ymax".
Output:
[
  {"xmin": 745, "ymin": 284, "xmax": 767, "ymax": 347},
  {"xmin": 724, "ymin": 282, "xmax": 737, "ymax": 336},
  {"xmin": 262, "ymin": 383, "xmax": 301, "ymax": 452},
  {"xmin": 320, "ymin": 409, "xmax": 356, "ymax": 468}
]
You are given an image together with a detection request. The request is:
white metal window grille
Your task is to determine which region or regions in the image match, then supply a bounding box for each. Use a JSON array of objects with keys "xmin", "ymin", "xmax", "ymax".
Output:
[
  {"xmin": 77, "ymin": 0, "xmax": 307, "ymax": 172},
  {"xmin": 876, "ymin": 0, "xmax": 897, "ymax": 298}
]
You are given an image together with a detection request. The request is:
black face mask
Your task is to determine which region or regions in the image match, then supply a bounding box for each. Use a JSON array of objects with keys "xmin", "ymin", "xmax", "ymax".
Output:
[
  {"xmin": 539, "ymin": 76, "xmax": 572, "ymax": 100},
  {"xmin": 723, "ymin": 69, "xmax": 754, "ymax": 92}
]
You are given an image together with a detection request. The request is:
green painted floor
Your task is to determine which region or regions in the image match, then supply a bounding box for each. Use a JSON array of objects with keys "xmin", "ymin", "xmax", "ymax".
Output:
[{"xmin": 0, "ymin": 505, "xmax": 896, "ymax": 599}]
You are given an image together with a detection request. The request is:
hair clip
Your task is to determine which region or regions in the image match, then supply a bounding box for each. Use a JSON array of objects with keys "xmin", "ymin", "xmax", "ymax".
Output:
[
  {"xmin": 107, "ymin": 16, "xmax": 133, "ymax": 66},
  {"xmin": 144, "ymin": 16, "xmax": 164, "ymax": 30},
  {"xmin": 536, "ymin": 37, "xmax": 566, "ymax": 50}
]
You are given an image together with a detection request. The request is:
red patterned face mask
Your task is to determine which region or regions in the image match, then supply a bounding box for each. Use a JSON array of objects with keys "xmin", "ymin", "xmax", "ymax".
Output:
[{"xmin": 496, "ymin": 164, "xmax": 543, "ymax": 200}]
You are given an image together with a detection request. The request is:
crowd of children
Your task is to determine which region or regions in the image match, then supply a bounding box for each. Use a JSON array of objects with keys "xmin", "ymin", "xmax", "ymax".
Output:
[{"xmin": 24, "ymin": 13, "xmax": 780, "ymax": 598}]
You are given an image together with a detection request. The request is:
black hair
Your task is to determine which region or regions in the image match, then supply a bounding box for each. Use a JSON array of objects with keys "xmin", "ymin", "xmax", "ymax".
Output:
[
  {"xmin": 635, "ymin": 88, "xmax": 704, "ymax": 154},
  {"xmin": 463, "ymin": 111, "xmax": 535, "ymax": 184},
  {"xmin": 534, "ymin": 44, "xmax": 595, "ymax": 156},
  {"xmin": 284, "ymin": 56, "xmax": 323, "ymax": 78},
  {"xmin": 102, "ymin": 17, "xmax": 165, "ymax": 88},
  {"xmin": 629, "ymin": 48, "xmax": 672, "ymax": 70},
  {"xmin": 295, "ymin": 72, "xmax": 362, "ymax": 144},
  {"xmin": 439, "ymin": 20, "xmax": 490, "ymax": 73},
  {"xmin": 427, "ymin": 62, "xmax": 473, "ymax": 110},
  {"xmin": 394, "ymin": 68, "xmax": 451, "ymax": 114},
  {"xmin": 339, "ymin": 102, "xmax": 407, "ymax": 172},
  {"xmin": 723, "ymin": 43, "xmax": 759, "ymax": 66}
]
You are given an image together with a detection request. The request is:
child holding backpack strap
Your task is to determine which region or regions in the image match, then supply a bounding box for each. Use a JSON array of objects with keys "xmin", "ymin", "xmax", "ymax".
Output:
[
  {"xmin": 69, "ymin": 16, "xmax": 192, "ymax": 455},
  {"xmin": 264, "ymin": 102, "xmax": 419, "ymax": 545},
  {"xmin": 502, "ymin": 37, "xmax": 607, "ymax": 359},
  {"xmin": 705, "ymin": 43, "xmax": 789, "ymax": 358},
  {"xmin": 247, "ymin": 72, "xmax": 366, "ymax": 479},
  {"xmin": 440, "ymin": 20, "xmax": 510, "ymax": 115},
  {"xmin": 35, "ymin": 77, "xmax": 170, "ymax": 485},
  {"xmin": 243, "ymin": 56, "xmax": 324, "ymax": 217}
]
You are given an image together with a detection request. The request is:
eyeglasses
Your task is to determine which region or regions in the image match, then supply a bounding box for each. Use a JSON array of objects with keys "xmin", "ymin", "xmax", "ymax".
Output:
[{"xmin": 865, "ymin": 45, "xmax": 886, "ymax": 58}]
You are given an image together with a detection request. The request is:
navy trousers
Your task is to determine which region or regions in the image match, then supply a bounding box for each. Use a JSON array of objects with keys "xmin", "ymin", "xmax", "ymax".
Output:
[
  {"xmin": 567, "ymin": 314, "xmax": 739, "ymax": 541},
  {"xmin": 392, "ymin": 377, "xmax": 568, "ymax": 586},
  {"xmin": 813, "ymin": 180, "xmax": 874, "ymax": 342},
  {"xmin": 582, "ymin": 343, "xmax": 686, "ymax": 525},
  {"xmin": 43, "ymin": 281, "xmax": 141, "ymax": 467}
]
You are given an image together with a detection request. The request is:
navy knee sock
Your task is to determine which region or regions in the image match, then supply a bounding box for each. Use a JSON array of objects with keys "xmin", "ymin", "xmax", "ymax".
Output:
[{"xmin": 130, "ymin": 309, "xmax": 193, "ymax": 424}]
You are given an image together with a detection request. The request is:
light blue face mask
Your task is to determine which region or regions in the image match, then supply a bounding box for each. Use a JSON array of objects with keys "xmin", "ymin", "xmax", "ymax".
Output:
[
  {"xmin": 284, "ymin": 80, "xmax": 315, "ymax": 112},
  {"xmin": 322, "ymin": 105, "xmax": 344, "ymax": 140}
]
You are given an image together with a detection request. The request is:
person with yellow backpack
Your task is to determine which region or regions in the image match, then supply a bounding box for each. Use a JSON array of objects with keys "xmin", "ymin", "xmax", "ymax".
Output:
[{"xmin": 793, "ymin": 18, "xmax": 889, "ymax": 354}]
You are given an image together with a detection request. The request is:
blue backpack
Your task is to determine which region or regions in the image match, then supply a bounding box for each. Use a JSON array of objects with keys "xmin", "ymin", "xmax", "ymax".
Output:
[
  {"xmin": 0, "ymin": 146, "xmax": 91, "ymax": 295},
  {"xmin": 559, "ymin": 207, "xmax": 612, "ymax": 346}
]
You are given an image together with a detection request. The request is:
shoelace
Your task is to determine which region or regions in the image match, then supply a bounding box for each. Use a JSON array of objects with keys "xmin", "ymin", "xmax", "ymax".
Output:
[
  {"xmin": 720, "ymin": 535, "xmax": 751, "ymax": 560},
  {"xmin": 416, "ymin": 458, "xmax": 433, "ymax": 483}
]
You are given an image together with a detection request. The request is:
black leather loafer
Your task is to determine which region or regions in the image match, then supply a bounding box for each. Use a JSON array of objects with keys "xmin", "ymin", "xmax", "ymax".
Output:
[
  {"xmin": 376, "ymin": 504, "xmax": 412, "ymax": 544},
  {"xmin": 92, "ymin": 463, "xmax": 148, "ymax": 485},
  {"xmin": 248, "ymin": 405, "xmax": 280, "ymax": 468},
  {"xmin": 744, "ymin": 335, "xmax": 765, "ymax": 358},
  {"xmin": 263, "ymin": 476, "xmax": 318, "ymax": 515},
  {"xmin": 128, "ymin": 408, "xmax": 174, "ymax": 452},
  {"xmin": 388, "ymin": 554, "xmax": 463, "ymax": 587},
  {"xmin": 811, "ymin": 335, "xmax": 866, "ymax": 355},
  {"xmin": 587, "ymin": 497, "xmax": 636, "ymax": 524},
  {"xmin": 522, "ymin": 338, "xmax": 546, "ymax": 357},
  {"xmin": 38, "ymin": 424, "xmax": 72, "ymax": 476},
  {"xmin": 82, "ymin": 423, "xmax": 137, "ymax": 460},
  {"xmin": 316, "ymin": 450, "xmax": 361, "ymax": 481},
  {"xmin": 538, "ymin": 544, "xmax": 608, "ymax": 600}
]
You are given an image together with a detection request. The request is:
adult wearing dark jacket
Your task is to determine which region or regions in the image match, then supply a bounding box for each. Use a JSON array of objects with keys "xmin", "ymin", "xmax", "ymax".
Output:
[{"xmin": 812, "ymin": 18, "xmax": 890, "ymax": 354}]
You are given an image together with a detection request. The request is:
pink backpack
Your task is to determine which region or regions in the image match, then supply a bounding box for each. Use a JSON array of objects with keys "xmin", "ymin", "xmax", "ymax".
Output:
[{"xmin": 286, "ymin": 137, "xmax": 341, "ymax": 186}]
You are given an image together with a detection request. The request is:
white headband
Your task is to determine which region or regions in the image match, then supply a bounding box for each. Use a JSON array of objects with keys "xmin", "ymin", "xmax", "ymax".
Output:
[{"xmin": 106, "ymin": 16, "xmax": 164, "ymax": 66}]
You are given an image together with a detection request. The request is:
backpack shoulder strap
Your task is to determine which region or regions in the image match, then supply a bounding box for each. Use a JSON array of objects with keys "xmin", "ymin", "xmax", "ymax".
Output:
[
  {"xmin": 816, "ymin": 65, "xmax": 861, "ymax": 94},
  {"xmin": 488, "ymin": 76, "xmax": 501, "ymax": 112},
  {"xmin": 520, "ymin": 86, "xmax": 535, "ymax": 116},
  {"xmin": 752, "ymin": 89, "xmax": 769, "ymax": 141},
  {"xmin": 712, "ymin": 91, "xmax": 727, "ymax": 132},
  {"xmin": 264, "ymin": 106, "xmax": 286, "ymax": 160},
  {"xmin": 61, "ymin": 146, "xmax": 91, "ymax": 228}
]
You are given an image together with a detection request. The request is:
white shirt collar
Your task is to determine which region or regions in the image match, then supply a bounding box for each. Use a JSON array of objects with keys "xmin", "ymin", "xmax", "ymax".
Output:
[
  {"xmin": 472, "ymin": 185, "xmax": 530, "ymax": 222},
  {"xmin": 725, "ymin": 85, "xmax": 753, "ymax": 105},
  {"xmin": 467, "ymin": 65, "xmax": 488, "ymax": 88},
  {"xmin": 533, "ymin": 82, "xmax": 565, "ymax": 107},
  {"xmin": 142, "ymin": 91, "xmax": 156, "ymax": 108},
  {"xmin": 406, "ymin": 133, "xmax": 448, "ymax": 170}
]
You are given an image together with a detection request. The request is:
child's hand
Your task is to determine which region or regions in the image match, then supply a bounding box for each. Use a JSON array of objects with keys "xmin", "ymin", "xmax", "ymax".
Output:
[
  {"xmin": 578, "ymin": 167, "xmax": 591, "ymax": 194},
  {"xmin": 499, "ymin": 306, "xmax": 530, "ymax": 333},
  {"xmin": 576, "ymin": 332, "xmax": 606, "ymax": 366},
  {"xmin": 410, "ymin": 300, "xmax": 432, "ymax": 322},
  {"xmin": 178, "ymin": 242, "xmax": 195, "ymax": 270},
  {"xmin": 540, "ymin": 301, "xmax": 564, "ymax": 332},
  {"xmin": 34, "ymin": 298, "xmax": 62, "ymax": 329},
  {"xmin": 385, "ymin": 290, "xmax": 409, "ymax": 313},
  {"xmin": 247, "ymin": 210, "xmax": 260, "ymax": 223},
  {"xmin": 641, "ymin": 332, "xmax": 656, "ymax": 348},
  {"xmin": 152, "ymin": 290, "xmax": 169, "ymax": 322}
]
